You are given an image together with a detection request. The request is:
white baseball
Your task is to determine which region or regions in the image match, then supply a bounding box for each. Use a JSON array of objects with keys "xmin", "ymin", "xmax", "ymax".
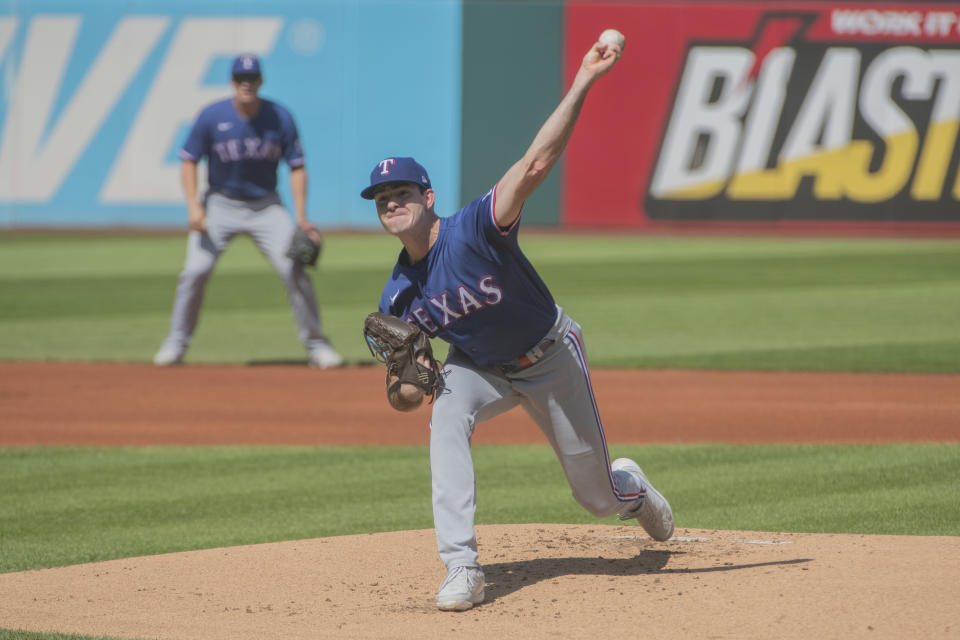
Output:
[{"xmin": 598, "ymin": 28, "xmax": 626, "ymax": 51}]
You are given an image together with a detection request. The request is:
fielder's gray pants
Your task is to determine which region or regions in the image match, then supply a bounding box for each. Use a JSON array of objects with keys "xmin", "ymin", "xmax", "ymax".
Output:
[
  {"xmin": 159, "ymin": 192, "xmax": 328, "ymax": 354},
  {"xmin": 429, "ymin": 308, "xmax": 644, "ymax": 570}
]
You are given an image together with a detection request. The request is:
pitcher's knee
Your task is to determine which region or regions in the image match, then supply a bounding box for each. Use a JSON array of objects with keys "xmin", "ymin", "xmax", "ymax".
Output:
[
  {"xmin": 430, "ymin": 415, "xmax": 475, "ymax": 444},
  {"xmin": 179, "ymin": 266, "xmax": 212, "ymax": 290},
  {"xmin": 276, "ymin": 264, "xmax": 296, "ymax": 283},
  {"xmin": 571, "ymin": 488, "xmax": 623, "ymax": 518}
]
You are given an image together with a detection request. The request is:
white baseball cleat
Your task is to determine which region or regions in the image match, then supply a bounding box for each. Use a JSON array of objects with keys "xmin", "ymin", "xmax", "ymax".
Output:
[
  {"xmin": 308, "ymin": 342, "xmax": 344, "ymax": 369},
  {"xmin": 612, "ymin": 458, "xmax": 675, "ymax": 541},
  {"xmin": 436, "ymin": 565, "xmax": 485, "ymax": 611},
  {"xmin": 153, "ymin": 345, "xmax": 184, "ymax": 366}
]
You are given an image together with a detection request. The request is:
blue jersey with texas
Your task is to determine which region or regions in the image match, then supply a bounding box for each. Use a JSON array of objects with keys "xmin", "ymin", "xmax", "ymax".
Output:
[
  {"xmin": 378, "ymin": 187, "xmax": 557, "ymax": 368},
  {"xmin": 179, "ymin": 98, "xmax": 304, "ymax": 200}
]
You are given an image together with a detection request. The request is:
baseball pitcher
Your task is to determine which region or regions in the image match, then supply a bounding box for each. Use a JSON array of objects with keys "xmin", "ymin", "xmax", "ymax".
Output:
[{"xmin": 361, "ymin": 32, "xmax": 674, "ymax": 612}]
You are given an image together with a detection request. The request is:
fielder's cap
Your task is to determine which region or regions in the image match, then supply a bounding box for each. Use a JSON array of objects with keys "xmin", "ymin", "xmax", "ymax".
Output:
[
  {"xmin": 361, "ymin": 157, "xmax": 431, "ymax": 199},
  {"xmin": 231, "ymin": 54, "xmax": 262, "ymax": 77}
]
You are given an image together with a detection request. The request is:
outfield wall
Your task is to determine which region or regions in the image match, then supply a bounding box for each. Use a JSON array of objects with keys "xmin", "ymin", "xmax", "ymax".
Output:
[
  {"xmin": 0, "ymin": 0, "xmax": 462, "ymax": 228},
  {"xmin": 564, "ymin": 1, "xmax": 960, "ymax": 230},
  {"xmin": 2, "ymin": 1, "xmax": 958, "ymax": 231}
]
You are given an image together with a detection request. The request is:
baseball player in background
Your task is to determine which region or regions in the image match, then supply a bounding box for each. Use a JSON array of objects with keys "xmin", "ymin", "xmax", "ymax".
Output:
[
  {"xmin": 154, "ymin": 55, "xmax": 343, "ymax": 368},
  {"xmin": 361, "ymin": 35, "xmax": 673, "ymax": 611}
]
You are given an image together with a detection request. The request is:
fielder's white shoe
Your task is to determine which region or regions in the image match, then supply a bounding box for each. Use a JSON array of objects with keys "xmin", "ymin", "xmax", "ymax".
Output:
[
  {"xmin": 308, "ymin": 342, "xmax": 344, "ymax": 369},
  {"xmin": 153, "ymin": 345, "xmax": 184, "ymax": 366},
  {"xmin": 612, "ymin": 457, "xmax": 674, "ymax": 541},
  {"xmin": 436, "ymin": 565, "xmax": 485, "ymax": 611}
]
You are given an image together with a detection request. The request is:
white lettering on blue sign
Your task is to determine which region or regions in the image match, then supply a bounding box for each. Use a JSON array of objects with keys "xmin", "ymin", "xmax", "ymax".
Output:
[{"xmin": 0, "ymin": 15, "xmax": 281, "ymax": 204}]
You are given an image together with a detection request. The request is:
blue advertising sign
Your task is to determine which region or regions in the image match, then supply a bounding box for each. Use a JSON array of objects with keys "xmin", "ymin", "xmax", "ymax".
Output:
[{"xmin": 0, "ymin": 0, "xmax": 462, "ymax": 227}]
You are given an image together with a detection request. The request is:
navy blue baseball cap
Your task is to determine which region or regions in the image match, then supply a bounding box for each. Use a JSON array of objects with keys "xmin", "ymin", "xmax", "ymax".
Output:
[
  {"xmin": 361, "ymin": 157, "xmax": 431, "ymax": 199},
  {"xmin": 231, "ymin": 54, "xmax": 262, "ymax": 77}
]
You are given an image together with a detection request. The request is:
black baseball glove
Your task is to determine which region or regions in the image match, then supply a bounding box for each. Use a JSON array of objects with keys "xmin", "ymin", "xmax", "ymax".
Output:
[
  {"xmin": 286, "ymin": 228, "xmax": 321, "ymax": 267},
  {"xmin": 363, "ymin": 312, "xmax": 444, "ymax": 409}
]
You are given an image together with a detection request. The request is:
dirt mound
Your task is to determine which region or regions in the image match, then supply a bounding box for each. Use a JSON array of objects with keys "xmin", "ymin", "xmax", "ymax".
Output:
[{"xmin": 1, "ymin": 524, "xmax": 957, "ymax": 639}]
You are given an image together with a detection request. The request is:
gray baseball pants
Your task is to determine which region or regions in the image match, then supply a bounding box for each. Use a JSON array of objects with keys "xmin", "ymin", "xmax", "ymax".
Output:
[
  {"xmin": 429, "ymin": 307, "xmax": 645, "ymax": 570},
  {"xmin": 158, "ymin": 192, "xmax": 328, "ymax": 354}
]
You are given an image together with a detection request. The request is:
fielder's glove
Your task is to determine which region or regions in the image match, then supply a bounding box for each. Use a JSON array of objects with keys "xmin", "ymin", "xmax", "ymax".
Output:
[
  {"xmin": 286, "ymin": 228, "xmax": 321, "ymax": 267},
  {"xmin": 363, "ymin": 312, "xmax": 444, "ymax": 410}
]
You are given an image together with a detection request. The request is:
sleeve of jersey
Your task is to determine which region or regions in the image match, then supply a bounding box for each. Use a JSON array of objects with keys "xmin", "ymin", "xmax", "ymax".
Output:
[
  {"xmin": 475, "ymin": 184, "xmax": 520, "ymax": 245},
  {"xmin": 179, "ymin": 111, "xmax": 208, "ymax": 162},
  {"xmin": 282, "ymin": 111, "xmax": 305, "ymax": 169}
]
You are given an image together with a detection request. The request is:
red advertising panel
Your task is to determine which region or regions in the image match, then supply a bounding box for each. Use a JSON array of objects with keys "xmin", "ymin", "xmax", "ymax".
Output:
[{"xmin": 564, "ymin": 2, "xmax": 960, "ymax": 230}]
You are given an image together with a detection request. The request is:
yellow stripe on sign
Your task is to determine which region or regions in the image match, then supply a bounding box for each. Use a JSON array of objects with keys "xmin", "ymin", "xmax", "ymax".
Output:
[
  {"xmin": 724, "ymin": 146, "xmax": 850, "ymax": 200},
  {"xmin": 659, "ymin": 178, "xmax": 728, "ymax": 200},
  {"xmin": 686, "ymin": 135, "xmax": 925, "ymax": 203},
  {"xmin": 843, "ymin": 132, "xmax": 918, "ymax": 203},
  {"xmin": 912, "ymin": 119, "xmax": 959, "ymax": 200},
  {"xmin": 659, "ymin": 127, "xmax": 958, "ymax": 204}
]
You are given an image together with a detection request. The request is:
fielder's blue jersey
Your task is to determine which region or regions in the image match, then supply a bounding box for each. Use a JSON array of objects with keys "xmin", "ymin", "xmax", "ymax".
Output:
[
  {"xmin": 179, "ymin": 98, "xmax": 304, "ymax": 200},
  {"xmin": 378, "ymin": 186, "xmax": 557, "ymax": 368}
]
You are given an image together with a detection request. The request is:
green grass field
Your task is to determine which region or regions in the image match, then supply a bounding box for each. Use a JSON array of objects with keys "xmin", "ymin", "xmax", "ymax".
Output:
[
  {"xmin": 1, "ymin": 443, "xmax": 958, "ymax": 575},
  {"xmin": 1, "ymin": 231, "xmax": 958, "ymax": 639},
  {"xmin": 1, "ymin": 232, "xmax": 959, "ymax": 371}
]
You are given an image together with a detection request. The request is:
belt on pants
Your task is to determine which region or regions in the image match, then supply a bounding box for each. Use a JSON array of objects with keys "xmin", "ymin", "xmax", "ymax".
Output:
[{"xmin": 498, "ymin": 335, "xmax": 557, "ymax": 373}]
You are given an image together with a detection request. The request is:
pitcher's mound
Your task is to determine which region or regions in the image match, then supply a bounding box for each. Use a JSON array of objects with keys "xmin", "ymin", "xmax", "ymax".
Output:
[{"xmin": 1, "ymin": 524, "xmax": 957, "ymax": 639}]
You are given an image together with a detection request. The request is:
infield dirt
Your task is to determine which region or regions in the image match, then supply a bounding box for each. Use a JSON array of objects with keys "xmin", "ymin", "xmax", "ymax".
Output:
[
  {"xmin": 2, "ymin": 362, "xmax": 958, "ymax": 445},
  {"xmin": 1, "ymin": 362, "xmax": 958, "ymax": 639}
]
